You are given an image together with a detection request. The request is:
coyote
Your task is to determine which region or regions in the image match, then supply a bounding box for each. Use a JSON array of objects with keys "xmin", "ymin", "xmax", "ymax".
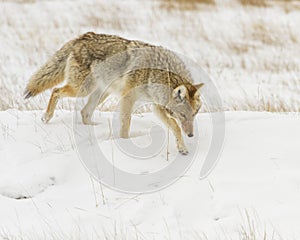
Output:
[{"xmin": 25, "ymin": 32, "xmax": 204, "ymax": 154}]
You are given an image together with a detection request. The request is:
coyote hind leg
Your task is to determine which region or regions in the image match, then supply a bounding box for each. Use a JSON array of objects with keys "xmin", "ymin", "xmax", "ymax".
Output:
[
  {"xmin": 42, "ymin": 54, "xmax": 92, "ymax": 123},
  {"xmin": 42, "ymin": 85, "xmax": 77, "ymax": 123}
]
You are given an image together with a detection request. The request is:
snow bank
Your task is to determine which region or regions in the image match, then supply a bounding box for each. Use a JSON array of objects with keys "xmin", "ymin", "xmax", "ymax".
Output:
[{"xmin": 0, "ymin": 110, "xmax": 299, "ymax": 239}]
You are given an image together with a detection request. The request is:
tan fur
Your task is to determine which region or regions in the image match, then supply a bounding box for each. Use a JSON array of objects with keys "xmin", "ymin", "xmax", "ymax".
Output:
[{"xmin": 25, "ymin": 32, "xmax": 204, "ymax": 154}]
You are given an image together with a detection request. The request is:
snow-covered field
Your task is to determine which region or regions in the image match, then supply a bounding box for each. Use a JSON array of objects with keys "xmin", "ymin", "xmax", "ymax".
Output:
[
  {"xmin": 1, "ymin": 0, "xmax": 300, "ymax": 111},
  {"xmin": 0, "ymin": 110, "xmax": 300, "ymax": 239},
  {"xmin": 1, "ymin": 0, "xmax": 300, "ymax": 239}
]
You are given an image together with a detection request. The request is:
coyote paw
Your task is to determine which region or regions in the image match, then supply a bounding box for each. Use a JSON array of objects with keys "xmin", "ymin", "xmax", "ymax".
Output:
[
  {"xmin": 120, "ymin": 133, "xmax": 129, "ymax": 138},
  {"xmin": 178, "ymin": 145, "xmax": 189, "ymax": 155},
  {"xmin": 81, "ymin": 110, "xmax": 98, "ymax": 125},
  {"xmin": 41, "ymin": 113, "xmax": 52, "ymax": 123}
]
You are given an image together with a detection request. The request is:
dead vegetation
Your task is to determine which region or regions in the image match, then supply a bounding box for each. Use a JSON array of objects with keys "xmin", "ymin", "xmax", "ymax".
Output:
[
  {"xmin": 238, "ymin": 0, "xmax": 268, "ymax": 7},
  {"xmin": 160, "ymin": 0, "xmax": 215, "ymax": 11},
  {"xmin": 238, "ymin": 0, "xmax": 300, "ymax": 11},
  {"xmin": 1, "ymin": 0, "xmax": 300, "ymax": 112},
  {"xmin": 1, "ymin": 0, "xmax": 36, "ymax": 3},
  {"xmin": 251, "ymin": 22, "xmax": 280, "ymax": 45}
]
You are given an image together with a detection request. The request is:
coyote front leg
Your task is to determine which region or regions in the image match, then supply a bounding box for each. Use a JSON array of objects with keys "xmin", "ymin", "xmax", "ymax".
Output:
[
  {"xmin": 81, "ymin": 88, "xmax": 109, "ymax": 125},
  {"xmin": 154, "ymin": 105, "xmax": 188, "ymax": 155}
]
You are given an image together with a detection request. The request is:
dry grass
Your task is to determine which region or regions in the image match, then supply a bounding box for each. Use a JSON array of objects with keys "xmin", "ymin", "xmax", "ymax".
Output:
[
  {"xmin": 251, "ymin": 22, "xmax": 279, "ymax": 45},
  {"xmin": 277, "ymin": 0, "xmax": 300, "ymax": 13},
  {"xmin": 238, "ymin": 0, "xmax": 300, "ymax": 9},
  {"xmin": 1, "ymin": 0, "xmax": 36, "ymax": 3},
  {"xmin": 1, "ymin": 0, "xmax": 300, "ymax": 113},
  {"xmin": 0, "ymin": 210, "xmax": 285, "ymax": 240},
  {"xmin": 227, "ymin": 42, "xmax": 254, "ymax": 55},
  {"xmin": 160, "ymin": 0, "xmax": 215, "ymax": 11},
  {"xmin": 238, "ymin": 210, "xmax": 282, "ymax": 240},
  {"xmin": 238, "ymin": 0, "xmax": 268, "ymax": 7}
]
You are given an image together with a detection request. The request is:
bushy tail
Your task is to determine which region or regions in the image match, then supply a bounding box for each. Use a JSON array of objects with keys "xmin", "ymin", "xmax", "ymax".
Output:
[{"xmin": 24, "ymin": 39, "xmax": 75, "ymax": 99}]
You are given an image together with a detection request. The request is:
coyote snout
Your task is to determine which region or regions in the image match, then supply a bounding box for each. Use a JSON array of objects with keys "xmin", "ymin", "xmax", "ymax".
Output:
[
  {"xmin": 24, "ymin": 32, "xmax": 205, "ymax": 155},
  {"xmin": 182, "ymin": 121, "xmax": 194, "ymax": 137}
]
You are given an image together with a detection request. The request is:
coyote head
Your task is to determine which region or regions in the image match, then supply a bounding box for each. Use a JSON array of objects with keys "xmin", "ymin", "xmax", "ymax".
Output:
[{"xmin": 166, "ymin": 83, "xmax": 204, "ymax": 137}]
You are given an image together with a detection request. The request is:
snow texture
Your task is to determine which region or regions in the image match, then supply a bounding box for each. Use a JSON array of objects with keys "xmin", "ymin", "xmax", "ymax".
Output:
[{"xmin": 0, "ymin": 110, "xmax": 300, "ymax": 239}]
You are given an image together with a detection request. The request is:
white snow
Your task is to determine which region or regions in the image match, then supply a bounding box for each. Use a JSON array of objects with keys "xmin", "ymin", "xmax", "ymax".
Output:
[
  {"xmin": 1, "ymin": 0, "xmax": 300, "ymax": 238},
  {"xmin": 0, "ymin": 110, "xmax": 300, "ymax": 239}
]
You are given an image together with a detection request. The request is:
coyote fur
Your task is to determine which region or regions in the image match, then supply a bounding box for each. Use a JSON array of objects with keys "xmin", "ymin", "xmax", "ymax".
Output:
[{"xmin": 25, "ymin": 32, "xmax": 204, "ymax": 154}]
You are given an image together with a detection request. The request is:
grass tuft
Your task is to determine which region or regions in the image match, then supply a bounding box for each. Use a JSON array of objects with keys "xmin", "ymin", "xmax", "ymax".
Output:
[
  {"xmin": 238, "ymin": 0, "xmax": 268, "ymax": 7},
  {"xmin": 160, "ymin": 0, "xmax": 215, "ymax": 11}
]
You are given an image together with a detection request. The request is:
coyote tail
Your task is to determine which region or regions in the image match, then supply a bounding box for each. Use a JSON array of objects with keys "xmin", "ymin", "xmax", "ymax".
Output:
[{"xmin": 24, "ymin": 39, "xmax": 75, "ymax": 99}]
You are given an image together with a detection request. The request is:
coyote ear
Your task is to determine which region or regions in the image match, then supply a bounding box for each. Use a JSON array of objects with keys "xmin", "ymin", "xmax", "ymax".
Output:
[
  {"xmin": 194, "ymin": 83, "xmax": 204, "ymax": 90},
  {"xmin": 194, "ymin": 83, "xmax": 204, "ymax": 98},
  {"xmin": 173, "ymin": 85, "xmax": 187, "ymax": 101}
]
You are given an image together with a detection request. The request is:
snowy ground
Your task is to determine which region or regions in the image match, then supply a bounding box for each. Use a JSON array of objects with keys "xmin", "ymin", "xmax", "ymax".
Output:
[
  {"xmin": 0, "ymin": 110, "xmax": 300, "ymax": 239},
  {"xmin": 1, "ymin": 0, "xmax": 300, "ymax": 239}
]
